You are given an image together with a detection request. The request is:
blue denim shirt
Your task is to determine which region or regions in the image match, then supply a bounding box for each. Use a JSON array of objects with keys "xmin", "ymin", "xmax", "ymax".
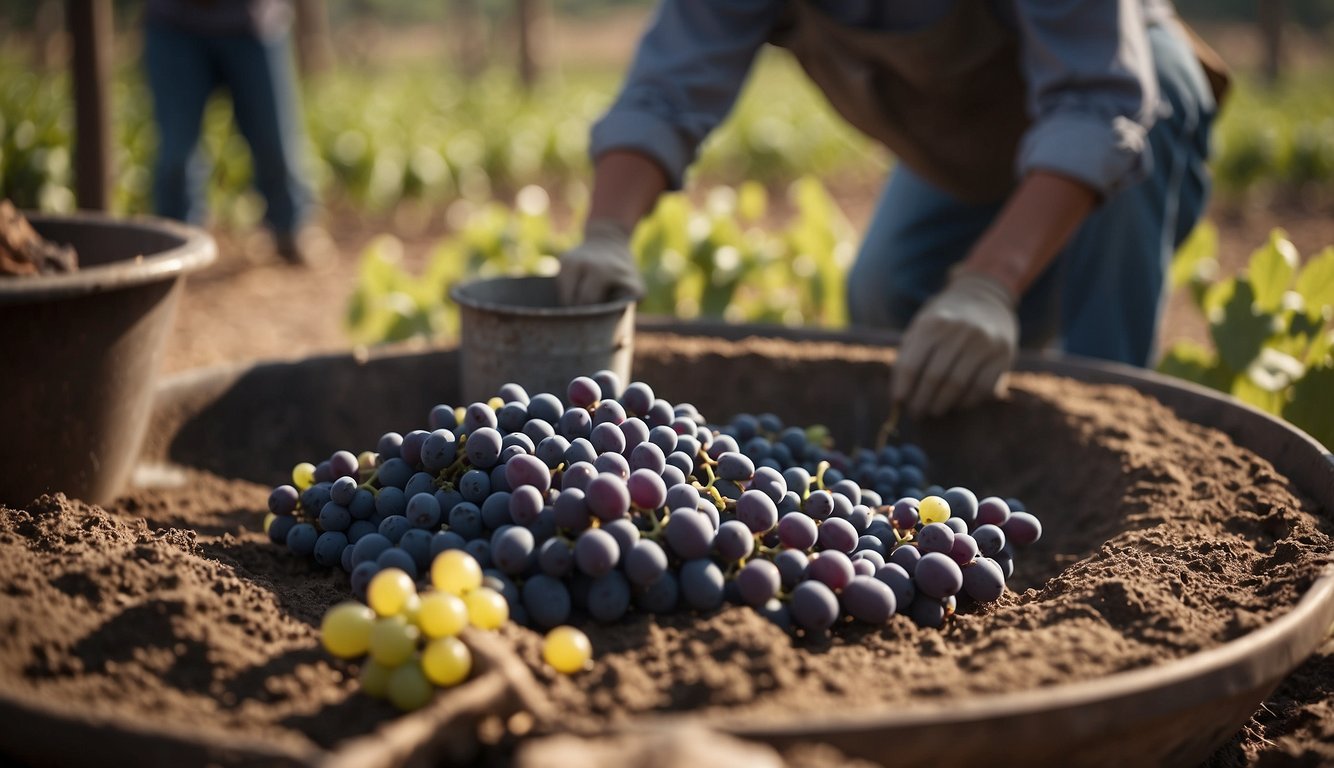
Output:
[{"xmin": 591, "ymin": 0, "xmax": 1178, "ymax": 196}]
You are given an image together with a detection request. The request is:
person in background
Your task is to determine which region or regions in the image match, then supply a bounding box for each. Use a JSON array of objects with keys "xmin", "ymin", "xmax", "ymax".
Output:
[
  {"xmin": 143, "ymin": 0, "xmax": 330, "ymax": 266},
  {"xmin": 556, "ymin": 1, "xmax": 1223, "ymax": 418}
]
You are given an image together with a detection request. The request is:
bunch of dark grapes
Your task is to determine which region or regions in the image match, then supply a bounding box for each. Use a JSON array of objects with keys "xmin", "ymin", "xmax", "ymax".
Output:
[{"xmin": 264, "ymin": 372, "xmax": 1042, "ymax": 634}]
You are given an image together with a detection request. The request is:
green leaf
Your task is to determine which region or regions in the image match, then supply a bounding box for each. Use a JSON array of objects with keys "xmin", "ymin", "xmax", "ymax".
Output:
[
  {"xmin": 1282, "ymin": 364, "xmax": 1334, "ymax": 451},
  {"xmin": 1158, "ymin": 341, "xmax": 1233, "ymax": 393},
  {"xmin": 1293, "ymin": 246, "xmax": 1334, "ymax": 321},
  {"xmin": 1247, "ymin": 229, "xmax": 1299, "ymax": 313},
  {"xmin": 1169, "ymin": 221, "xmax": 1219, "ymax": 291},
  {"xmin": 1243, "ymin": 347, "xmax": 1306, "ymax": 393},
  {"xmin": 1212, "ymin": 280, "xmax": 1278, "ymax": 372},
  {"xmin": 1231, "ymin": 374, "xmax": 1285, "ymax": 416}
]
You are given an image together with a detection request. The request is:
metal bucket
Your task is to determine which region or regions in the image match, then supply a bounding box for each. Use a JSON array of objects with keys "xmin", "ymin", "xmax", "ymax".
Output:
[
  {"xmin": 0, "ymin": 212, "xmax": 216, "ymax": 506},
  {"xmin": 448, "ymin": 276, "xmax": 634, "ymax": 403}
]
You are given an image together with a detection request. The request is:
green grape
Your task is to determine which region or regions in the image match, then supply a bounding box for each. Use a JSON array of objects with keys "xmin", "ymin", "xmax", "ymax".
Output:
[
  {"xmin": 368, "ymin": 568, "xmax": 417, "ymax": 617},
  {"xmin": 543, "ymin": 626, "xmax": 592, "ymax": 674},
  {"xmin": 486, "ymin": 396, "xmax": 504, "ymax": 410},
  {"xmin": 387, "ymin": 660, "xmax": 434, "ymax": 711},
  {"xmin": 292, "ymin": 462, "xmax": 317, "ymax": 490},
  {"xmin": 357, "ymin": 450, "xmax": 377, "ymax": 472},
  {"xmin": 320, "ymin": 601, "xmax": 376, "ymax": 659},
  {"xmin": 360, "ymin": 658, "xmax": 392, "ymax": 698},
  {"xmin": 431, "ymin": 550, "xmax": 483, "ymax": 596},
  {"xmin": 463, "ymin": 586, "xmax": 508, "ymax": 630},
  {"xmin": 918, "ymin": 495, "xmax": 952, "ymax": 525},
  {"xmin": 417, "ymin": 592, "xmax": 468, "ymax": 639},
  {"xmin": 368, "ymin": 615, "xmax": 420, "ymax": 667},
  {"xmin": 263, "ymin": 512, "xmax": 275, "ymax": 534},
  {"xmin": 401, "ymin": 592, "xmax": 422, "ymax": 625},
  {"xmin": 421, "ymin": 636, "xmax": 471, "ymax": 687}
]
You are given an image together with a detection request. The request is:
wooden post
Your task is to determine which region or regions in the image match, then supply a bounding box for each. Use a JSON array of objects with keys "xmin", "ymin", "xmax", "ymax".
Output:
[
  {"xmin": 67, "ymin": 0, "xmax": 113, "ymax": 211},
  {"xmin": 1258, "ymin": 0, "xmax": 1284, "ymax": 84},
  {"xmin": 294, "ymin": 0, "xmax": 334, "ymax": 77}
]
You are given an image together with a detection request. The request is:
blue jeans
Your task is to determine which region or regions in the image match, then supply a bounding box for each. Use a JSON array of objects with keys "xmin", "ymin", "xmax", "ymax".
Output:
[
  {"xmin": 144, "ymin": 22, "xmax": 312, "ymax": 236},
  {"xmin": 846, "ymin": 23, "xmax": 1216, "ymax": 367}
]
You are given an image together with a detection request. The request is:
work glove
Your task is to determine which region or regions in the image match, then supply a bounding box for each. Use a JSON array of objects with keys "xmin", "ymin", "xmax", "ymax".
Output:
[
  {"xmin": 891, "ymin": 269, "xmax": 1018, "ymax": 418},
  {"xmin": 556, "ymin": 219, "xmax": 644, "ymax": 306}
]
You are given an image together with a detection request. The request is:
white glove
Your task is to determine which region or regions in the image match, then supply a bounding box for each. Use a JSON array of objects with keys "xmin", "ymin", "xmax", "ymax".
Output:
[
  {"xmin": 891, "ymin": 269, "xmax": 1018, "ymax": 418},
  {"xmin": 556, "ymin": 219, "xmax": 644, "ymax": 306}
]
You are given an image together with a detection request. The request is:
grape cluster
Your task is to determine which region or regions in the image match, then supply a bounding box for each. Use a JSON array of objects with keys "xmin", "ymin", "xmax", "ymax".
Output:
[{"xmin": 267, "ymin": 371, "xmax": 1042, "ymax": 635}]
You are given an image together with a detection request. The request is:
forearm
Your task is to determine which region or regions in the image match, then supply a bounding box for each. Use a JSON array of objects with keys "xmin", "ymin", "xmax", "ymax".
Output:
[
  {"xmin": 961, "ymin": 170, "xmax": 1098, "ymax": 297},
  {"xmin": 586, "ymin": 150, "xmax": 670, "ymax": 235}
]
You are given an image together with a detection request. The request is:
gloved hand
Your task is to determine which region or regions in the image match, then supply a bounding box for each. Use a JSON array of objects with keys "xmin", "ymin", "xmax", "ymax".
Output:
[
  {"xmin": 891, "ymin": 269, "xmax": 1018, "ymax": 418},
  {"xmin": 556, "ymin": 218, "xmax": 644, "ymax": 306}
]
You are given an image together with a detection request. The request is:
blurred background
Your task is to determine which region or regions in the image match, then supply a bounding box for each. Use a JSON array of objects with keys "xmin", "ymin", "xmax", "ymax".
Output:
[{"xmin": 0, "ymin": 2, "xmax": 1331, "ymax": 434}]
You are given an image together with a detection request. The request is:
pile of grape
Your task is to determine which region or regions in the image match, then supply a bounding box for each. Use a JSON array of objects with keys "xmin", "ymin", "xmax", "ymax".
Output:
[{"xmin": 266, "ymin": 372, "xmax": 1042, "ymax": 635}]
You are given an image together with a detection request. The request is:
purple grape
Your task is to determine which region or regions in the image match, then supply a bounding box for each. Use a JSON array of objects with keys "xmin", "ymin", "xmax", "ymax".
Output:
[
  {"xmin": 852, "ymin": 548, "xmax": 885, "ymax": 570},
  {"xmin": 664, "ymin": 509, "xmax": 714, "ymax": 560},
  {"xmin": 351, "ymin": 532, "xmax": 392, "ymax": 566},
  {"xmin": 625, "ymin": 539, "xmax": 668, "ymax": 587},
  {"xmin": 664, "ymin": 483, "xmax": 700, "ymax": 512},
  {"xmin": 505, "ymin": 453, "xmax": 551, "ymax": 493},
  {"xmin": 523, "ymin": 418, "xmax": 556, "ymax": 444},
  {"xmin": 635, "ymin": 570, "xmax": 679, "ymax": 613},
  {"xmin": 447, "ymin": 501, "xmax": 483, "ymax": 540},
  {"xmin": 509, "ymin": 484, "xmax": 545, "ymax": 526},
  {"xmin": 590, "ymin": 422, "xmax": 625, "ymax": 456},
  {"xmin": 648, "ymin": 425, "xmax": 678, "ymax": 454},
  {"xmin": 430, "ymin": 530, "xmax": 467, "ymax": 557},
  {"xmin": 538, "ymin": 537, "xmax": 573, "ymax": 578},
  {"xmin": 817, "ymin": 517, "xmax": 858, "ymax": 554},
  {"xmin": 480, "ymin": 492, "xmax": 513, "ymax": 530},
  {"xmin": 736, "ymin": 490, "xmax": 779, "ymax": 533},
  {"xmin": 350, "ymin": 561, "xmax": 380, "ymax": 601},
  {"xmin": 377, "ymin": 431, "xmax": 404, "ymax": 459},
  {"xmin": 330, "ymin": 476, "xmax": 360, "ymax": 507},
  {"xmin": 806, "ymin": 550, "xmax": 854, "ymax": 591},
  {"xmin": 405, "ymin": 492, "xmax": 441, "ymax": 529},
  {"xmin": 714, "ymin": 519, "xmax": 755, "ymax": 562},
  {"xmin": 535, "ymin": 435, "xmax": 570, "ymax": 469},
  {"xmin": 620, "ymin": 381, "xmax": 654, "ymax": 417},
  {"xmin": 972, "ymin": 524, "xmax": 1006, "ymax": 557},
  {"xmin": 804, "ymin": 490, "xmax": 834, "ymax": 521},
  {"xmin": 626, "ymin": 469, "xmax": 667, "ymax": 510},
  {"xmin": 736, "ymin": 559, "xmax": 781, "ymax": 607},
  {"xmin": 526, "ymin": 393, "xmax": 563, "ymax": 424},
  {"xmin": 774, "ymin": 549, "xmax": 808, "ymax": 589},
  {"xmin": 874, "ymin": 563, "xmax": 915, "ymax": 609},
  {"xmin": 840, "ymin": 575, "xmax": 897, "ymax": 624},
  {"xmin": 567, "ymin": 376, "xmax": 601, "ymax": 408},
  {"xmin": 591, "ymin": 369, "xmax": 623, "ymax": 401},
  {"xmin": 782, "ymin": 467, "xmax": 811, "ymax": 496},
  {"xmin": 593, "ymin": 399, "xmax": 627, "ymax": 426},
  {"xmin": 559, "ymin": 408, "xmax": 593, "ymax": 440},
  {"xmin": 679, "ymin": 559, "xmax": 724, "ymax": 611},
  {"xmin": 716, "ymin": 452, "xmax": 755, "ymax": 482},
  {"xmin": 399, "ymin": 528, "xmax": 433, "ymax": 571},
  {"xmin": 963, "ymin": 558, "xmax": 1006, "ymax": 602},
  {"xmin": 976, "ymin": 496, "xmax": 1012, "ymax": 527},
  {"xmin": 594, "ymin": 452, "xmax": 630, "ymax": 480},
  {"xmin": 778, "ymin": 512, "xmax": 818, "ymax": 550},
  {"xmin": 497, "ymin": 383, "xmax": 529, "ymax": 405},
  {"xmin": 910, "ymin": 597, "xmax": 949, "ymax": 628},
  {"xmin": 501, "ymin": 431, "xmax": 535, "ymax": 455},
  {"xmin": 917, "ymin": 522, "xmax": 955, "ymax": 554},
  {"xmin": 376, "ymin": 548, "xmax": 418, "ymax": 579},
  {"xmin": 587, "ymin": 571, "xmax": 631, "ymax": 622},
  {"xmin": 522, "ymin": 574, "xmax": 571, "ymax": 629},
  {"xmin": 585, "ymin": 473, "xmax": 630, "ymax": 521},
  {"xmin": 314, "ymin": 461, "xmax": 333, "ymax": 484},
  {"xmin": 492, "ymin": 525, "xmax": 535, "ymax": 576},
  {"xmin": 313, "ymin": 531, "xmax": 348, "ymax": 567},
  {"xmin": 790, "ymin": 580, "xmax": 840, "ymax": 632},
  {"xmin": 915, "ymin": 552, "xmax": 964, "ymax": 599},
  {"xmin": 268, "ymin": 484, "xmax": 298, "ymax": 515},
  {"xmin": 1003, "ymin": 511, "xmax": 1043, "ymax": 546},
  {"xmin": 465, "ymin": 427, "xmax": 503, "ymax": 469},
  {"xmin": 329, "ymin": 450, "xmax": 359, "ymax": 479},
  {"xmin": 560, "ymin": 461, "xmax": 597, "ymax": 492},
  {"xmin": 462, "ymin": 403, "xmax": 498, "ymax": 433},
  {"xmin": 629, "ymin": 442, "xmax": 666, "ymax": 474},
  {"xmin": 619, "ymin": 418, "xmax": 650, "ymax": 453},
  {"xmin": 949, "ymin": 533, "xmax": 980, "ymax": 564},
  {"xmin": 347, "ymin": 519, "xmax": 376, "ymax": 544},
  {"xmin": 375, "ymin": 458, "xmax": 412, "ymax": 490},
  {"xmin": 318, "ymin": 502, "xmax": 351, "ymax": 532},
  {"xmin": 830, "ymin": 479, "xmax": 861, "ymax": 506},
  {"xmin": 706, "ymin": 433, "xmax": 738, "ymax": 457},
  {"xmin": 829, "ymin": 492, "xmax": 854, "ymax": 520},
  {"xmin": 573, "ymin": 528, "xmax": 619, "ymax": 577},
  {"xmin": 890, "ymin": 498, "xmax": 920, "ymax": 530},
  {"xmin": 661, "ymin": 465, "xmax": 686, "ymax": 488},
  {"xmin": 852, "ymin": 558, "xmax": 876, "ymax": 577},
  {"xmin": 855, "ymin": 534, "xmax": 886, "ymax": 558},
  {"xmin": 942, "ymin": 486, "xmax": 979, "ymax": 528},
  {"xmin": 944, "ymin": 517, "xmax": 969, "ymax": 535}
]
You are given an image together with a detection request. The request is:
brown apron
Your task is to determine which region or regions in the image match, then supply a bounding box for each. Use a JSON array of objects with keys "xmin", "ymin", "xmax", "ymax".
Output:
[
  {"xmin": 770, "ymin": 1, "xmax": 1030, "ymax": 204},
  {"xmin": 769, "ymin": 2, "xmax": 1231, "ymax": 205}
]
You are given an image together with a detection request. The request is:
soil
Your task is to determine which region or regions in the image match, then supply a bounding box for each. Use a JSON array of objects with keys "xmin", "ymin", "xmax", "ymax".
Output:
[{"xmin": 1, "ymin": 194, "xmax": 1331, "ymax": 765}]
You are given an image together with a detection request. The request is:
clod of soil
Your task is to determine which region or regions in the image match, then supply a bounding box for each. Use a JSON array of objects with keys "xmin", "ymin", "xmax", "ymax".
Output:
[{"xmin": 0, "ymin": 200, "xmax": 78, "ymax": 276}]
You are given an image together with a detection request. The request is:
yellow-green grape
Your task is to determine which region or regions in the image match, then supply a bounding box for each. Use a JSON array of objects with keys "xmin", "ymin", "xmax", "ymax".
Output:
[
  {"xmin": 357, "ymin": 450, "xmax": 377, "ymax": 472},
  {"xmin": 263, "ymin": 512, "xmax": 276, "ymax": 534},
  {"xmin": 368, "ymin": 615, "xmax": 420, "ymax": 667},
  {"xmin": 320, "ymin": 601, "xmax": 376, "ymax": 659},
  {"xmin": 417, "ymin": 592, "xmax": 468, "ymax": 638},
  {"xmin": 919, "ymin": 495, "xmax": 952, "ymax": 525},
  {"xmin": 360, "ymin": 658, "xmax": 392, "ymax": 698},
  {"xmin": 368, "ymin": 568, "xmax": 416, "ymax": 617},
  {"xmin": 292, "ymin": 462, "xmax": 317, "ymax": 490},
  {"xmin": 543, "ymin": 626, "xmax": 593, "ymax": 674},
  {"xmin": 431, "ymin": 550, "xmax": 483, "ymax": 596},
  {"xmin": 421, "ymin": 636, "xmax": 471, "ymax": 687},
  {"xmin": 487, "ymin": 396, "xmax": 504, "ymax": 410},
  {"xmin": 401, "ymin": 592, "xmax": 422, "ymax": 625},
  {"xmin": 453, "ymin": 406, "xmax": 466, "ymax": 424},
  {"xmin": 387, "ymin": 660, "xmax": 434, "ymax": 711},
  {"xmin": 464, "ymin": 587, "xmax": 509, "ymax": 630}
]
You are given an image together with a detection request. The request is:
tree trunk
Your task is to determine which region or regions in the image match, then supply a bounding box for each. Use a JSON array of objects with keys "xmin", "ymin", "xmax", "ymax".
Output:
[
  {"xmin": 452, "ymin": 0, "xmax": 487, "ymax": 79},
  {"xmin": 67, "ymin": 0, "xmax": 113, "ymax": 212},
  {"xmin": 515, "ymin": 0, "xmax": 544, "ymax": 90},
  {"xmin": 293, "ymin": 0, "xmax": 335, "ymax": 77},
  {"xmin": 1258, "ymin": 0, "xmax": 1285, "ymax": 84}
]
